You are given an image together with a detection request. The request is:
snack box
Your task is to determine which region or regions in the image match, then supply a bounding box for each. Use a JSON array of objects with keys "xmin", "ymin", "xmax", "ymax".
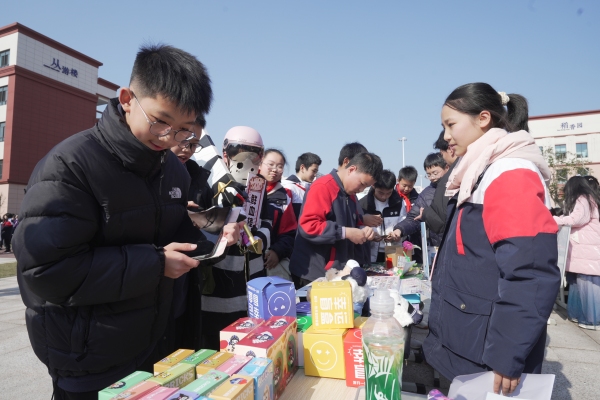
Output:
[
  {"xmin": 216, "ymin": 355, "xmax": 253, "ymax": 376},
  {"xmin": 234, "ymin": 328, "xmax": 286, "ymax": 398},
  {"xmin": 343, "ymin": 328, "xmax": 365, "ymax": 387},
  {"xmin": 310, "ymin": 281, "xmax": 354, "ymax": 330},
  {"xmin": 181, "ymin": 370, "xmax": 230, "ymax": 397},
  {"xmin": 148, "ymin": 363, "xmax": 196, "ymax": 389},
  {"xmin": 247, "ymin": 276, "xmax": 296, "ymax": 319},
  {"xmin": 238, "ymin": 357, "xmax": 273, "ymax": 400},
  {"xmin": 99, "ymin": 371, "xmax": 153, "ymax": 400},
  {"xmin": 303, "ymin": 325, "xmax": 349, "ymax": 379},
  {"xmin": 296, "ymin": 315, "xmax": 312, "ymax": 367},
  {"xmin": 219, "ymin": 317, "xmax": 264, "ymax": 353},
  {"xmin": 208, "ymin": 374, "xmax": 254, "ymax": 400},
  {"xmin": 154, "ymin": 349, "xmax": 195, "ymax": 375},
  {"xmin": 295, "ymin": 301, "xmax": 311, "ymax": 315},
  {"xmin": 139, "ymin": 387, "xmax": 178, "ymax": 399},
  {"xmin": 265, "ymin": 316, "xmax": 298, "ymax": 387},
  {"xmin": 180, "ymin": 349, "xmax": 217, "ymax": 367},
  {"xmin": 165, "ymin": 390, "xmax": 200, "ymax": 400},
  {"xmin": 109, "ymin": 381, "xmax": 160, "ymax": 399},
  {"xmin": 196, "ymin": 352, "xmax": 234, "ymax": 377}
]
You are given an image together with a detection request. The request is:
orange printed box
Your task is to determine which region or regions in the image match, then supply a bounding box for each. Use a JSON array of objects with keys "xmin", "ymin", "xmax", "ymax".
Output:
[{"xmin": 343, "ymin": 328, "xmax": 365, "ymax": 387}]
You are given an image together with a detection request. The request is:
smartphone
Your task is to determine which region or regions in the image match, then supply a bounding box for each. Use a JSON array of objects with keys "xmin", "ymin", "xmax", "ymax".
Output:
[{"xmin": 190, "ymin": 207, "xmax": 241, "ymax": 261}]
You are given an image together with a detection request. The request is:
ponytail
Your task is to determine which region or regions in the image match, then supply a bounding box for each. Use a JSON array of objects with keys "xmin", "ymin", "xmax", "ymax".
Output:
[{"xmin": 505, "ymin": 93, "xmax": 529, "ymax": 132}]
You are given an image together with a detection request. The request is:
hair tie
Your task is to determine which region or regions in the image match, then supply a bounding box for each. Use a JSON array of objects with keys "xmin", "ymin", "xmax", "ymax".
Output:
[{"xmin": 498, "ymin": 92, "xmax": 510, "ymax": 105}]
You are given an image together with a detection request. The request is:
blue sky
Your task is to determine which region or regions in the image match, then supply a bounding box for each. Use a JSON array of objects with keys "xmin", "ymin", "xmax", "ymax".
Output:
[{"xmin": 3, "ymin": 1, "xmax": 598, "ymax": 185}]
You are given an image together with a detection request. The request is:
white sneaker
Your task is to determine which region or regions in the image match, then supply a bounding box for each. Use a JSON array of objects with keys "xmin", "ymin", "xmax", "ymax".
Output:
[{"xmin": 578, "ymin": 323, "xmax": 599, "ymax": 330}]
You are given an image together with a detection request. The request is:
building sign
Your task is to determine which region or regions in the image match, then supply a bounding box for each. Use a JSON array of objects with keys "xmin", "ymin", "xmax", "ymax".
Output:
[
  {"xmin": 43, "ymin": 58, "xmax": 78, "ymax": 78},
  {"xmin": 558, "ymin": 121, "xmax": 583, "ymax": 132}
]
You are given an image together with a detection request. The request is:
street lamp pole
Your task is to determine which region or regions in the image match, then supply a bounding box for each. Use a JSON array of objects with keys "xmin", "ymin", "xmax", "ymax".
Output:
[{"xmin": 398, "ymin": 137, "xmax": 407, "ymax": 167}]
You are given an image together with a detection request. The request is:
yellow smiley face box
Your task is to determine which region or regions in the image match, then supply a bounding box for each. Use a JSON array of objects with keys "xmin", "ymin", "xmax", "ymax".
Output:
[
  {"xmin": 310, "ymin": 281, "xmax": 354, "ymax": 330},
  {"xmin": 303, "ymin": 325, "xmax": 349, "ymax": 379}
]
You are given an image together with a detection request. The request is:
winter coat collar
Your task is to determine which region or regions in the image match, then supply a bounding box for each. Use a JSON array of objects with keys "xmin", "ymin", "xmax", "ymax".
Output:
[
  {"xmin": 95, "ymin": 98, "xmax": 166, "ymax": 178},
  {"xmin": 364, "ymin": 187, "xmax": 403, "ymax": 213}
]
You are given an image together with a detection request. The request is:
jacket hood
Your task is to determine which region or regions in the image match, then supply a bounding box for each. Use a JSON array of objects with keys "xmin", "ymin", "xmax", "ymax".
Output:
[{"xmin": 95, "ymin": 98, "xmax": 165, "ymax": 178}]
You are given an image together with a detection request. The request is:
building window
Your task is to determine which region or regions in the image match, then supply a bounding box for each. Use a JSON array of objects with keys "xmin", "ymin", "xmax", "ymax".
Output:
[
  {"xmin": 576, "ymin": 143, "xmax": 588, "ymax": 158},
  {"xmin": 0, "ymin": 122, "xmax": 4, "ymax": 142},
  {"xmin": 0, "ymin": 86, "xmax": 7, "ymax": 105},
  {"xmin": 0, "ymin": 50, "xmax": 8, "ymax": 67},
  {"xmin": 0, "ymin": 160, "xmax": 3, "ymax": 180},
  {"xmin": 555, "ymin": 144, "xmax": 566, "ymax": 160}
]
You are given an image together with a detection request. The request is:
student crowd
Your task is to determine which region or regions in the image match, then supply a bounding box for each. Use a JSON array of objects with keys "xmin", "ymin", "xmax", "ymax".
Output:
[{"xmin": 11, "ymin": 43, "xmax": 600, "ymax": 399}]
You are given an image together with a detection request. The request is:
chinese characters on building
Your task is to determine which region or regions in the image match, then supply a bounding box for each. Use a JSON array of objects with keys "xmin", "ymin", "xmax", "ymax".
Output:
[
  {"xmin": 43, "ymin": 58, "xmax": 78, "ymax": 78},
  {"xmin": 557, "ymin": 121, "xmax": 583, "ymax": 132}
]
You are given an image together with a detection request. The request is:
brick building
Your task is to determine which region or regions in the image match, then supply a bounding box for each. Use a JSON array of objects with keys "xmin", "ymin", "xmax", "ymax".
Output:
[{"xmin": 0, "ymin": 22, "xmax": 118, "ymax": 215}]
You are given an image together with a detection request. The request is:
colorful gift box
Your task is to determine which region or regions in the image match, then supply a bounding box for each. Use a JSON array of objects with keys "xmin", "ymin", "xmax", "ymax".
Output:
[
  {"xmin": 265, "ymin": 316, "xmax": 298, "ymax": 387},
  {"xmin": 303, "ymin": 325, "xmax": 349, "ymax": 379},
  {"xmin": 238, "ymin": 358, "xmax": 273, "ymax": 400},
  {"xmin": 296, "ymin": 315, "xmax": 312, "ymax": 367},
  {"xmin": 147, "ymin": 363, "xmax": 196, "ymax": 389},
  {"xmin": 196, "ymin": 352, "xmax": 234, "ymax": 377},
  {"xmin": 165, "ymin": 390, "xmax": 201, "ymax": 400},
  {"xmin": 247, "ymin": 277, "xmax": 296, "ymax": 319},
  {"xmin": 154, "ymin": 349, "xmax": 195, "ymax": 375},
  {"xmin": 181, "ymin": 370, "xmax": 230, "ymax": 397},
  {"xmin": 343, "ymin": 328, "xmax": 365, "ymax": 387},
  {"xmin": 109, "ymin": 381, "xmax": 159, "ymax": 399},
  {"xmin": 139, "ymin": 386, "xmax": 178, "ymax": 399},
  {"xmin": 180, "ymin": 349, "xmax": 217, "ymax": 367},
  {"xmin": 310, "ymin": 281, "xmax": 354, "ymax": 330},
  {"xmin": 99, "ymin": 371, "xmax": 153, "ymax": 400},
  {"xmin": 219, "ymin": 317, "xmax": 264, "ymax": 353},
  {"xmin": 207, "ymin": 374, "xmax": 254, "ymax": 400},
  {"xmin": 216, "ymin": 355, "xmax": 252, "ymax": 376}
]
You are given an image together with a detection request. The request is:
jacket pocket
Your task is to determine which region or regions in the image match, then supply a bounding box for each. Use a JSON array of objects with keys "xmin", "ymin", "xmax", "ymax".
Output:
[
  {"xmin": 70, "ymin": 306, "xmax": 91, "ymax": 355},
  {"xmin": 440, "ymin": 287, "xmax": 493, "ymax": 364}
]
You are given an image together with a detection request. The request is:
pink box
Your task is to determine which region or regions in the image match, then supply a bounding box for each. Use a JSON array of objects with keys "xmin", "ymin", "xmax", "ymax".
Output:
[
  {"xmin": 216, "ymin": 355, "xmax": 253, "ymax": 376},
  {"xmin": 219, "ymin": 317, "xmax": 264, "ymax": 353}
]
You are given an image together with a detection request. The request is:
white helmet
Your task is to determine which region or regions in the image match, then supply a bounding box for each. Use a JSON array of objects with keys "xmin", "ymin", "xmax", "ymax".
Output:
[{"xmin": 223, "ymin": 126, "xmax": 264, "ymax": 185}]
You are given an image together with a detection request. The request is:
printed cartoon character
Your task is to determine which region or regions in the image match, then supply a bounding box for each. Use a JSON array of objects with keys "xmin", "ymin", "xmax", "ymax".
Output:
[
  {"xmin": 246, "ymin": 351, "xmax": 257, "ymax": 358},
  {"xmin": 263, "ymin": 385, "xmax": 271, "ymax": 400},
  {"xmin": 287, "ymin": 335, "xmax": 297, "ymax": 369},
  {"xmin": 269, "ymin": 318, "xmax": 288, "ymax": 328},
  {"xmin": 108, "ymin": 381, "xmax": 126, "ymax": 389},
  {"xmin": 230, "ymin": 377, "xmax": 248, "ymax": 385},
  {"xmin": 252, "ymin": 331, "xmax": 274, "ymax": 344},
  {"xmin": 159, "ymin": 356, "xmax": 173, "ymax": 363},
  {"xmin": 236, "ymin": 320, "xmax": 255, "ymax": 330},
  {"xmin": 229, "ymin": 335, "xmax": 240, "ymax": 351},
  {"xmin": 273, "ymin": 351, "xmax": 284, "ymax": 396},
  {"xmin": 173, "ymin": 395, "xmax": 190, "ymax": 400}
]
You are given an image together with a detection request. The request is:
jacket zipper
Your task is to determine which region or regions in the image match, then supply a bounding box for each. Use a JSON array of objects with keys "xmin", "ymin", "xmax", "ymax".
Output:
[{"xmin": 148, "ymin": 152, "xmax": 166, "ymax": 245}]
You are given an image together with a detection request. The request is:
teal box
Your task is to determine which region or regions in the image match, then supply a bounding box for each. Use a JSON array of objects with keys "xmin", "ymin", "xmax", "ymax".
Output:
[
  {"xmin": 98, "ymin": 370, "xmax": 153, "ymax": 400},
  {"xmin": 180, "ymin": 349, "xmax": 217, "ymax": 367},
  {"xmin": 238, "ymin": 357, "xmax": 273, "ymax": 400},
  {"xmin": 181, "ymin": 370, "xmax": 229, "ymax": 396}
]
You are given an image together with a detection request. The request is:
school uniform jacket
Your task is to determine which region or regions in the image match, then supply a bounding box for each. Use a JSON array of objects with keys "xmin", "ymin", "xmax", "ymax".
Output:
[
  {"xmin": 289, "ymin": 169, "xmax": 367, "ymax": 282},
  {"xmin": 423, "ymin": 158, "xmax": 560, "ymax": 380}
]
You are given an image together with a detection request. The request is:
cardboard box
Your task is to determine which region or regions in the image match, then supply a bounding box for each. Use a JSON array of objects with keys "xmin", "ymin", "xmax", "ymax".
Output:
[
  {"xmin": 265, "ymin": 316, "xmax": 298, "ymax": 388},
  {"xmin": 180, "ymin": 349, "xmax": 217, "ymax": 367},
  {"xmin": 181, "ymin": 370, "xmax": 230, "ymax": 397},
  {"xmin": 109, "ymin": 381, "xmax": 160, "ymax": 399},
  {"xmin": 343, "ymin": 328, "xmax": 365, "ymax": 387},
  {"xmin": 196, "ymin": 352, "xmax": 234, "ymax": 377},
  {"xmin": 154, "ymin": 349, "xmax": 195, "ymax": 375},
  {"xmin": 99, "ymin": 370, "xmax": 153, "ymax": 400},
  {"xmin": 216, "ymin": 355, "xmax": 252, "ymax": 376},
  {"xmin": 164, "ymin": 390, "xmax": 200, "ymax": 400},
  {"xmin": 219, "ymin": 318, "xmax": 264, "ymax": 353},
  {"xmin": 247, "ymin": 277, "xmax": 296, "ymax": 319},
  {"xmin": 138, "ymin": 386, "xmax": 178, "ymax": 399},
  {"xmin": 238, "ymin": 358, "xmax": 273, "ymax": 400},
  {"xmin": 208, "ymin": 375, "xmax": 254, "ymax": 400},
  {"xmin": 353, "ymin": 316, "xmax": 369, "ymax": 329},
  {"xmin": 310, "ymin": 281, "xmax": 354, "ymax": 330},
  {"xmin": 147, "ymin": 363, "xmax": 196, "ymax": 389},
  {"xmin": 303, "ymin": 325, "xmax": 349, "ymax": 379},
  {"xmin": 296, "ymin": 315, "xmax": 312, "ymax": 367}
]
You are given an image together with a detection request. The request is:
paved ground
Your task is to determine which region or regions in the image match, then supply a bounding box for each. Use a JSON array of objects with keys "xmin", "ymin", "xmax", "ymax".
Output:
[{"xmin": 1, "ymin": 271, "xmax": 598, "ymax": 399}]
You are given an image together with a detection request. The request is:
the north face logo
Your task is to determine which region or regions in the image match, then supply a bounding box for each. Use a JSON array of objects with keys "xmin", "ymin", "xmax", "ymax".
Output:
[{"xmin": 169, "ymin": 187, "xmax": 182, "ymax": 199}]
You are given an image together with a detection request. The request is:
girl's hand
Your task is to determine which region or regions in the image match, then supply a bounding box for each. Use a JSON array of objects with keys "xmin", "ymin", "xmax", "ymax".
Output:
[
  {"xmin": 493, "ymin": 371, "xmax": 520, "ymax": 395},
  {"xmin": 264, "ymin": 249, "xmax": 280, "ymax": 269}
]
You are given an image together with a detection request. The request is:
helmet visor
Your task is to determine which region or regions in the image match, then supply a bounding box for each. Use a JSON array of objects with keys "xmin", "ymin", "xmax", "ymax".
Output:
[{"xmin": 225, "ymin": 143, "xmax": 264, "ymax": 162}]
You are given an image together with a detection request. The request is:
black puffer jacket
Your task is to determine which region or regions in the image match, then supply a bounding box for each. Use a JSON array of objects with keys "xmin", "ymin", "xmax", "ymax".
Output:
[{"xmin": 14, "ymin": 99, "xmax": 205, "ymax": 380}]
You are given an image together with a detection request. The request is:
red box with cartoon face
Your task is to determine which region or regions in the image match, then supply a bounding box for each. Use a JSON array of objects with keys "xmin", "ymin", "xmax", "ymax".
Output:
[{"xmin": 219, "ymin": 317, "xmax": 264, "ymax": 353}]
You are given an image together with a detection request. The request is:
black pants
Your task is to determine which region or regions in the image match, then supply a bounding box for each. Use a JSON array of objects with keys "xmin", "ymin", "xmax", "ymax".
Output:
[
  {"xmin": 2, "ymin": 234, "xmax": 11, "ymax": 252},
  {"xmin": 52, "ymin": 382, "xmax": 97, "ymax": 400}
]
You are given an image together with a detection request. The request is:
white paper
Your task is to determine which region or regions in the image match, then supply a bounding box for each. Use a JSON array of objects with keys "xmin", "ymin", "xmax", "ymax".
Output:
[{"xmin": 448, "ymin": 371, "xmax": 554, "ymax": 400}]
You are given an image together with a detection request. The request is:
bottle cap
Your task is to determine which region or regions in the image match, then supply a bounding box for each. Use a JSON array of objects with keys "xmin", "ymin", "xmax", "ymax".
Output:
[{"xmin": 370, "ymin": 288, "xmax": 395, "ymax": 314}]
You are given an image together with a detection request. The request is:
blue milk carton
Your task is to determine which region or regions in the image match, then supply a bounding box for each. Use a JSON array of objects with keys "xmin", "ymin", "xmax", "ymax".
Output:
[
  {"xmin": 238, "ymin": 357, "xmax": 273, "ymax": 400},
  {"xmin": 247, "ymin": 277, "xmax": 296, "ymax": 319}
]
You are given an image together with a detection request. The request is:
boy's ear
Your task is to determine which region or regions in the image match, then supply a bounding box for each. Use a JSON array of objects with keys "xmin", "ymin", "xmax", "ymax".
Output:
[{"xmin": 119, "ymin": 87, "xmax": 134, "ymax": 113}]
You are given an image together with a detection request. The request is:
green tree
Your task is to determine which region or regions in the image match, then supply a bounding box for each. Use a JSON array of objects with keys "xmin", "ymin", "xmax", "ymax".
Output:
[{"xmin": 542, "ymin": 146, "xmax": 591, "ymax": 208}]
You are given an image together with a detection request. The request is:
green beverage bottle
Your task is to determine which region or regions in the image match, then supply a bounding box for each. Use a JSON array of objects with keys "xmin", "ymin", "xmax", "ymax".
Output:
[{"xmin": 362, "ymin": 288, "xmax": 405, "ymax": 400}]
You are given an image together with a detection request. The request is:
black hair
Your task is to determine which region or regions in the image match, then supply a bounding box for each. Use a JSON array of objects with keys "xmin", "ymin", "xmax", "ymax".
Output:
[
  {"xmin": 423, "ymin": 152, "xmax": 447, "ymax": 170},
  {"xmin": 584, "ymin": 175, "xmax": 599, "ymax": 193},
  {"xmin": 373, "ymin": 169, "xmax": 397, "ymax": 190},
  {"xmin": 338, "ymin": 142, "xmax": 368, "ymax": 166},
  {"xmin": 398, "ymin": 166, "xmax": 418, "ymax": 183},
  {"xmin": 195, "ymin": 114, "xmax": 206, "ymax": 129},
  {"xmin": 563, "ymin": 175, "xmax": 600, "ymax": 220},
  {"xmin": 434, "ymin": 130, "xmax": 449, "ymax": 151},
  {"xmin": 130, "ymin": 44, "xmax": 213, "ymax": 116},
  {"xmin": 444, "ymin": 82, "xmax": 529, "ymax": 132},
  {"xmin": 295, "ymin": 152, "xmax": 322, "ymax": 172},
  {"xmin": 346, "ymin": 152, "xmax": 383, "ymax": 181},
  {"xmin": 263, "ymin": 148, "xmax": 287, "ymax": 166}
]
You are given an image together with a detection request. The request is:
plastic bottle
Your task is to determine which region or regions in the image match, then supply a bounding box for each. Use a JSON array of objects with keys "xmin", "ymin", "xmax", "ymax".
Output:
[{"xmin": 362, "ymin": 288, "xmax": 406, "ymax": 400}]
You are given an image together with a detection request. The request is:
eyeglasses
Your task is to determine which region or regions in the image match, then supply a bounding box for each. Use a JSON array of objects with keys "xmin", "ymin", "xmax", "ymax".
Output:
[
  {"xmin": 181, "ymin": 142, "xmax": 202, "ymax": 153},
  {"xmin": 261, "ymin": 162, "xmax": 284, "ymax": 172},
  {"xmin": 132, "ymin": 92, "xmax": 196, "ymax": 148},
  {"xmin": 426, "ymin": 170, "xmax": 444, "ymax": 179}
]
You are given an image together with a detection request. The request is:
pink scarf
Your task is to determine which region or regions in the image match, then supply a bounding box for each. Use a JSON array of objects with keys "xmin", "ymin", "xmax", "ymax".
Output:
[{"xmin": 445, "ymin": 128, "xmax": 551, "ymax": 207}]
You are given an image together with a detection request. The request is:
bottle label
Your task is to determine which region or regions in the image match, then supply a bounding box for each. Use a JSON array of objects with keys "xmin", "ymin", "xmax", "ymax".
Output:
[{"xmin": 363, "ymin": 340, "xmax": 403, "ymax": 400}]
